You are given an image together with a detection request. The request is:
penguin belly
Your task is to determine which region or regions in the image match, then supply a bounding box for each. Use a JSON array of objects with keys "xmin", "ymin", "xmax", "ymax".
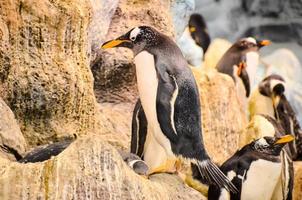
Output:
[
  {"xmin": 134, "ymin": 51, "xmax": 175, "ymax": 160},
  {"xmin": 143, "ymin": 125, "xmax": 168, "ymax": 170},
  {"xmin": 241, "ymin": 159, "xmax": 282, "ymax": 200},
  {"xmin": 245, "ymin": 51, "xmax": 259, "ymax": 89}
]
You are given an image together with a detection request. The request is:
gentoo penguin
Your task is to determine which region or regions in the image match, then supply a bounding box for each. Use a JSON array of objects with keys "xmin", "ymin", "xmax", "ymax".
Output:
[
  {"xmin": 249, "ymin": 74, "xmax": 302, "ymax": 160},
  {"xmin": 208, "ymin": 134, "xmax": 294, "ymax": 200},
  {"xmin": 102, "ymin": 26, "xmax": 236, "ymax": 192},
  {"xmin": 188, "ymin": 13, "xmax": 211, "ymax": 54},
  {"xmin": 216, "ymin": 37, "xmax": 270, "ymax": 97}
]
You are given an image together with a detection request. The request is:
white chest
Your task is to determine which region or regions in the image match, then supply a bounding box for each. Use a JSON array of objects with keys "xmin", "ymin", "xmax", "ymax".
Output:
[
  {"xmin": 241, "ymin": 159, "xmax": 282, "ymax": 200},
  {"xmin": 134, "ymin": 51, "xmax": 174, "ymax": 158},
  {"xmin": 134, "ymin": 51, "xmax": 158, "ymax": 124},
  {"xmin": 246, "ymin": 51, "xmax": 259, "ymax": 89}
]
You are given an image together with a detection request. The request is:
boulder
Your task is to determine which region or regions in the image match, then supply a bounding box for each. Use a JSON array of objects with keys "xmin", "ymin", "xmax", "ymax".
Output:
[
  {"xmin": 294, "ymin": 161, "xmax": 302, "ymax": 200},
  {"xmin": 0, "ymin": 0, "xmax": 98, "ymax": 146},
  {"xmin": 0, "ymin": 98, "xmax": 27, "ymax": 160},
  {"xmin": 0, "ymin": 135, "xmax": 206, "ymax": 200},
  {"xmin": 192, "ymin": 68, "xmax": 248, "ymax": 164},
  {"xmin": 203, "ymin": 38, "xmax": 232, "ymax": 69}
]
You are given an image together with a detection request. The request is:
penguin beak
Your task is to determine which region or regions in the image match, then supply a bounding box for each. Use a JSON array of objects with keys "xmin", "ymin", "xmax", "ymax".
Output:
[
  {"xmin": 257, "ymin": 40, "xmax": 271, "ymax": 48},
  {"xmin": 272, "ymin": 94, "xmax": 281, "ymax": 109},
  {"xmin": 189, "ymin": 26, "xmax": 196, "ymax": 33},
  {"xmin": 275, "ymin": 135, "xmax": 294, "ymax": 144},
  {"xmin": 101, "ymin": 39, "xmax": 131, "ymax": 49}
]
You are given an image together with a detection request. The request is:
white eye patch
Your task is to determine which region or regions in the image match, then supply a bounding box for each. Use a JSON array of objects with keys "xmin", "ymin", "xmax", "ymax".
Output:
[
  {"xmin": 130, "ymin": 27, "xmax": 141, "ymax": 41},
  {"xmin": 245, "ymin": 37, "xmax": 257, "ymax": 44},
  {"xmin": 256, "ymin": 138, "xmax": 269, "ymax": 147}
]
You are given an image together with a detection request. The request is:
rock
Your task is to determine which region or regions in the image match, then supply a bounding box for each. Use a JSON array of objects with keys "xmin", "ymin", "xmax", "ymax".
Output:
[
  {"xmin": 92, "ymin": 0, "xmax": 176, "ymax": 103},
  {"xmin": 294, "ymin": 161, "xmax": 302, "ymax": 200},
  {"xmin": 195, "ymin": 0, "xmax": 302, "ymax": 44},
  {"xmin": 0, "ymin": 0, "xmax": 98, "ymax": 146},
  {"xmin": 242, "ymin": 0, "xmax": 284, "ymax": 17},
  {"xmin": 177, "ymin": 27, "xmax": 204, "ymax": 67},
  {"xmin": 0, "ymin": 98, "xmax": 27, "ymax": 160},
  {"xmin": 170, "ymin": 0, "xmax": 195, "ymax": 39},
  {"xmin": 192, "ymin": 68, "xmax": 248, "ymax": 164},
  {"xmin": 0, "ymin": 135, "xmax": 206, "ymax": 200},
  {"xmin": 203, "ymin": 38, "xmax": 232, "ymax": 69},
  {"xmin": 88, "ymin": 0, "xmax": 119, "ymax": 63}
]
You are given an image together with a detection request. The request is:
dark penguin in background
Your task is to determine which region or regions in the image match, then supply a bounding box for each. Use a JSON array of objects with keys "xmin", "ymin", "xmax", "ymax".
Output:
[
  {"xmin": 102, "ymin": 26, "xmax": 236, "ymax": 192},
  {"xmin": 249, "ymin": 74, "xmax": 302, "ymax": 160},
  {"xmin": 208, "ymin": 133, "xmax": 294, "ymax": 200},
  {"xmin": 188, "ymin": 13, "xmax": 211, "ymax": 54},
  {"xmin": 216, "ymin": 37, "xmax": 270, "ymax": 97}
]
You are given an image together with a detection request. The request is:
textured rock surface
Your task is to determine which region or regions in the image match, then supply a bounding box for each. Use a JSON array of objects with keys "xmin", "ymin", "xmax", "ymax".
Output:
[
  {"xmin": 0, "ymin": 135, "xmax": 206, "ymax": 200},
  {"xmin": 92, "ymin": 0, "xmax": 175, "ymax": 103},
  {"xmin": 203, "ymin": 38, "xmax": 232, "ymax": 69},
  {"xmin": 0, "ymin": 98, "xmax": 27, "ymax": 160},
  {"xmin": 192, "ymin": 68, "xmax": 248, "ymax": 164},
  {"xmin": 0, "ymin": 0, "xmax": 98, "ymax": 146},
  {"xmin": 294, "ymin": 161, "xmax": 302, "ymax": 200},
  {"xmin": 88, "ymin": 0, "xmax": 119, "ymax": 63},
  {"xmin": 196, "ymin": 0, "xmax": 302, "ymax": 44}
]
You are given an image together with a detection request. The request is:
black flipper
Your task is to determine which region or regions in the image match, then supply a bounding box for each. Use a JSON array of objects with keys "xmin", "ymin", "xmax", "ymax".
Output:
[
  {"xmin": 19, "ymin": 139, "xmax": 73, "ymax": 163},
  {"xmin": 130, "ymin": 99, "xmax": 148, "ymax": 158},
  {"xmin": 239, "ymin": 68, "xmax": 250, "ymax": 97}
]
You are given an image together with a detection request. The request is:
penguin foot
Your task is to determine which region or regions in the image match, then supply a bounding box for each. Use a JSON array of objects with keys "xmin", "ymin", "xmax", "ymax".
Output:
[
  {"xmin": 148, "ymin": 158, "xmax": 179, "ymax": 175},
  {"xmin": 184, "ymin": 174, "xmax": 209, "ymax": 196}
]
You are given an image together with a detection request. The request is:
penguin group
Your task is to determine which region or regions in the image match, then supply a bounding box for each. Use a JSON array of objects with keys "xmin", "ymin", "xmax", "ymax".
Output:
[{"xmin": 101, "ymin": 12, "xmax": 301, "ymax": 200}]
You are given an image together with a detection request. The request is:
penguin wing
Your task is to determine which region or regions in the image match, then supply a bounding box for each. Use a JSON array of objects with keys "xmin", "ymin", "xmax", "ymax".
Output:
[
  {"xmin": 277, "ymin": 95, "xmax": 302, "ymax": 159},
  {"xmin": 239, "ymin": 68, "xmax": 251, "ymax": 97},
  {"xmin": 131, "ymin": 99, "xmax": 148, "ymax": 157},
  {"xmin": 155, "ymin": 69, "xmax": 179, "ymax": 144}
]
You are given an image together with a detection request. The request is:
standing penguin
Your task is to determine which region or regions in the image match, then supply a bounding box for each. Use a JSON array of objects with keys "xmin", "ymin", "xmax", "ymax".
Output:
[
  {"xmin": 102, "ymin": 26, "xmax": 236, "ymax": 192},
  {"xmin": 188, "ymin": 13, "xmax": 211, "ymax": 54},
  {"xmin": 208, "ymin": 133, "xmax": 294, "ymax": 200},
  {"xmin": 216, "ymin": 37, "xmax": 270, "ymax": 98},
  {"xmin": 249, "ymin": 74, "xmax": 302, "ymax": 160}
]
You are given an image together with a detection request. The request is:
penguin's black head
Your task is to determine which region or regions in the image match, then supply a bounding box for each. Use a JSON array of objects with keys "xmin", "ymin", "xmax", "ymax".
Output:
[
  {"xmin": 259, "ymin": 74, "xmax": 286, "ymax": 106},
  {"xmin": 252, "ymin": 135, "xmax": 294, "ymax": 156},
  {"xmin": 188, "ymin": 13, "xmax": 207, "ymax": 33},
  {"xmin": 101, "ymin": 26, "xmax": 159, "ymax": 55},
  {"xmin": 236, "ymin": 37, "xmax": 270, "ymax": 51}
]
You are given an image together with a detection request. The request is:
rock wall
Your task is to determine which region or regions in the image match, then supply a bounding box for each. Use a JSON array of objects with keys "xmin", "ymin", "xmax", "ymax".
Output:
[
  {"xmin": 0, "ymin": 135, "xmax": 206, "ymax": 200},
  {"xmin": 192, "ymin": 68, "xmax": 247, "ymax": 164},
  {"xmin": 0, "ymin": 0, "xmax": 98, "ymax": 146},
  {"xmin": 196, "ymin": 0, "xmax": 302, "ymax": 43}
]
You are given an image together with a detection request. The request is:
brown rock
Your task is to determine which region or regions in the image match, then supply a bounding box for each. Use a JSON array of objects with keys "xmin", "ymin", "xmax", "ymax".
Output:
[
  {"xmin": 0, "ymin": 135, "xmax": 205, "ymax": 200},
  {"xmin": 0, "ymin": 98, "xmax": 27, "ymax": 160},
  {"xmin": 0, "ymin": 0, "xmax": 98, "ymax": 146},
  {"xmin": 294, "ymin": 161, "xmax": 302, "ymax": 200},
  {"xmin": 192, "ymin": 68, "xmax": 248, "ymax": 164}
]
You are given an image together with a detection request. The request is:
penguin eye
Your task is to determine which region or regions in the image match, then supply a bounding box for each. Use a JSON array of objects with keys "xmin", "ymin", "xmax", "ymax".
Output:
[{"xmin": 130, "ymin": 36, "xmax": 136, "ymax": 41}]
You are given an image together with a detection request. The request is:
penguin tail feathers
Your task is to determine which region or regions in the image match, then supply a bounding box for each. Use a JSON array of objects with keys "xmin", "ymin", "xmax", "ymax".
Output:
[{"xmin": 195, "ymin": 159, "xmax": 238, "ymax": 193}]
